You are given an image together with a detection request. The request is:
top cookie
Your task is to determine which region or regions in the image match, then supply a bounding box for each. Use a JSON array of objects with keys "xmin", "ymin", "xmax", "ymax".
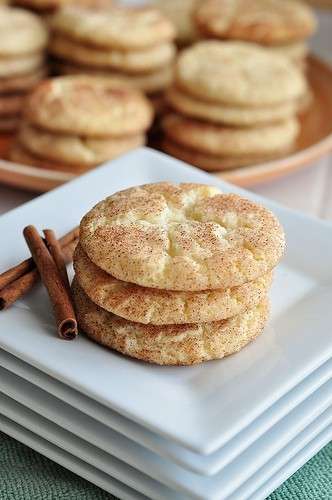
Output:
[
  {"xmin": 24, "ymin": 76, "xmax": 154, "ymax": 137},
  {"xmin": 195, "ymin": 0, "xmax": 317, "ymax": 44},
  {"xmin": 0, "ymin": 7, "xmax": 48, "ymax": 56},
  {"xmin": 79, "ymin": 182, "xmax": 285, "ymax": 291},
  {"xmin": 50, "ymin": 5, "xmax": 176, "ymax": 49},
  {"xmin": 175, "ymin": 41, "xmax": 306, "ymax": 106}
]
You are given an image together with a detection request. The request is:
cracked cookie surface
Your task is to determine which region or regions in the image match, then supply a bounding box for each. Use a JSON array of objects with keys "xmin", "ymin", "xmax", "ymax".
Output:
[{"xmin": 79, "ymin": 182, "xmax": 285, "ymax": 290}]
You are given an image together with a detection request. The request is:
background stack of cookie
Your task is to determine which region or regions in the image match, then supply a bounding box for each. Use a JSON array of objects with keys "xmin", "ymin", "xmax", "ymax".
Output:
[
  {"xmin": 10, "ymin": 75, "xmax": 153, "ymax": 173},
  {"xmin": 72, "ymin": 182, "xmax": 285, "ymax": 366},
  {"xmin": 163, "ymin": 41, "xmax": 307, "ymax": 172},
  {"xmin": 0, "ymin": 6, "xmax": 48, "ymax": 133},
  {"xmin": 194, "ymin": 0, "xmax": 317, "ymax": 70},
  {"xmin": 49, "ymin": 5, "xmax": 176, "ymax": 97}
]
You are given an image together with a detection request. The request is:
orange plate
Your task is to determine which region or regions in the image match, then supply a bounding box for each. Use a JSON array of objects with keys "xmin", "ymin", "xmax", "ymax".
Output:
[{"xmin": 0, "ymin": 55, "xmax": 331, "ymax": 192}]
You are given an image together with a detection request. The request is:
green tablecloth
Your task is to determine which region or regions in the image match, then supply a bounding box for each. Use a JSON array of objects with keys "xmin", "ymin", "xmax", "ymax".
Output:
[{"xmin": 0, "ymin": 432, "xmax": 331, "ymax": 499}]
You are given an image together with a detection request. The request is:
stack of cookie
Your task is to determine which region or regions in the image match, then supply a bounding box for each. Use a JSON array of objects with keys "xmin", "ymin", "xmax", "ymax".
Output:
[
  {"xmin": 72, "ymin": 182, "xmax": 285, "ymax": 366},
  {"xmin": 163, "ymin": 41, "xmax": 306, "ymax": 172},
  {"xmin": 194, "ymin": 0, "xmax": 317, "ymax": 69},
  {"xmin": 0, "ymin": 6, "xmax": 48, "ymax": 132},
  {"xmin": 10, "ymin": 75, "xmax": 153, "ymax": 173},
  {"xmin": 49, "ymin": 5, "xmax": 176, "ymax": 96}
]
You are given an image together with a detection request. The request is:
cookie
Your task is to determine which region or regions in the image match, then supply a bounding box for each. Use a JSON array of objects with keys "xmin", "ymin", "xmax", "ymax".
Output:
[
  {"xmin": 162, "ymin": 137, "xmax": 293, "ymax": 171},
  {"xmin": 0, "ymin": 67, "xmax": 46, "ymax": 93},
  {"xmin": 80, "ymin": 182, "xmax": 285, "ymax": 290},
  {"xmin": 49, "ymin": 35, "xmax": 175, "ymax": 73},
  {"xmin": 24, "ymin": 76, "xmax": 154, "ymax": 136},
  {"xmin": 0, "ymin": 53, "xmax": 44, "ymax": 78},
  {"xmin": 269, "ymin": 41, "xmax": 308, "ymax": 64},
  {"xmin": 72, "ymin": 278, "xmax": 270, "ymax": 365},
  {"xmin": 166, "ymin": 86, "xmax": 299, "ymax": 126},
  {"xmin": 74, "ymin": 243, "xmax": 272, "ymax": 324},
  {"xmin": 0, "ymin": 94, "xmax": 26, "ymax": 116},
  {"xmin": 162, "ymin": 113, "xmax": 299, "ymax": 156},
  {"xmin": 19, "ymin": 123, "xmax": 145, "ymax": 166},
  {"xmin": 9, "ymin": 142, "xmax": 90, "ymax": 173},
  {"xmin": 0, "ymin": 7, "xmax": 48, "ymax": 56},
  {"xmin": 154, "ymin": 0, "xmax": 199, "ymax": 45},
  {"xmin": 195, "ymin": 0, "xmax": 316, "ymax": 44},
  {"xmin": 55, "ymin": 60, "xmax": 174, "ymax": 94},
  {"xmin": 50, "ymin": 5, "xmax": 175, "ymax": 50},
  {"xmin": 0, "ymin": 115, "xmax": 20, "ymax": 131},
  {"xmin": 175, "ymin": 41, "xmax": 307, "ymax": 106}
]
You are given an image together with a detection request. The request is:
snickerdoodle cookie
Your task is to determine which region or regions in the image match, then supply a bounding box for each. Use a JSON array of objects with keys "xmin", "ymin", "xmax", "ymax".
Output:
[
  {"xmin": 0, "ymin": 7, "xmax": 48, "ymax": 56},
  {"xmin": 74, "ymin": 243, "xmax": 272, "ymax": 324},
  {"xmin": 162, "ymin": 138, "xmax": 292, "ymax": 171},
  {"xmin": 194, "ymin": 0, "xmax": 316, "ymax": 45},
  {"xmin": 175, "ymin": 41, "xmax": 306, "ymax": 106},
  {"xmin": 9, "ymin": 142, "xmax": 88, "ymax": 173},
  {"xmin": 50, "ymin": 5, "xmax": 175, "ymax": 50},
  {"xmin": 162, "ymin": 113, "xmax": 299, "ymax": 157},
  {"xmin": 49, "ymin": 36, "xmax": 175, "ymax": 73},
  {"xmin": 79, "ymin": 182, "xmax": 285, "ymax": 290},
  {"xmin": 24, "ymin": 76, "xmax": 153, "ymax": 136},
  {"xmin": 19, "ymin": 123, "xmax": 145, "ymax": 167},
  {"xmin": 166, "ymin": 86, "xmax": 299, "ymax": 126},
  {"xmin": 54, "ymin": 60, "xmax": 174, "ymax": 94},
  {"xmin": 72, "ymin": 278, "xmax": 270, "ymax": 365}
]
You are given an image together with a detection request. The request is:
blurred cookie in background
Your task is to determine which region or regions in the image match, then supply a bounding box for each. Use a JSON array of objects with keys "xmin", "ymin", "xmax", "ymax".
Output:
[
  {"xmin": 9, "ymin": 75, "xmax": 153, "ymax": 173},
  {"xmin": 163, "ymin": 41, "xmax": 306, "ymax": 172},
  {"xmin": 162, "ymin": 115, "xmax": 299, "ymax": 172},
  {"xmin": 194, "ymin": 0, "xmax": 317, "ymax": 68},
  {"xmin": 49, "ymin": 4, "xmax": 176, "ymax": 149},
  {"xmin": 49, "ymin": 5, "xmax": 176, "ymax": 95},
  {"xmin": 151, "ymin": 0, "xmax": 201, "ymax": 46},
  {"xmin": 0, "ymin": 6, "xmax": 48, "ymax": 132},
  {"xmin": 53, "ymin": 60, "xmax": 174, "ymax": 96}
]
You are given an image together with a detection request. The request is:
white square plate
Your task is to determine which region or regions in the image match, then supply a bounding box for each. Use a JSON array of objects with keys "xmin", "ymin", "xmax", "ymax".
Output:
[
  {"xmin": 0, "ymin": 148, "xmax": 332, "ymax": 454},
  {"xmin": 0, "ymin": 391, "xmax": 330, "ymax": 500},
  {"xmin": 0, "ymin": 365, "xmax": 331, "ymax": 499},
  {"xmin": 0, "ymin": 348, "xmax": 331, "ymax": 477}
]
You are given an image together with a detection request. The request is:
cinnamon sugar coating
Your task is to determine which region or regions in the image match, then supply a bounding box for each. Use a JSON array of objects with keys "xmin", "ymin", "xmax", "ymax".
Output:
[
  {"xmin": 79, "ymin": 182, "xmax": 285, "ymax": 290},
  {"xmin": 74, "ymin": 243, "xmax": 272, "ymax": 324},
  {"xmin": 72, "ymin": 278, "xmax": 269, "ymax": 365}
]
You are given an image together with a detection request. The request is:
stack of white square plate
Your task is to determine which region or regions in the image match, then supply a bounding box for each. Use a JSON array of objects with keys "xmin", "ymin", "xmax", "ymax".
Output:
[{"xmin": 0, "ymin": 149, "xmax": 331, "ymax": 500}]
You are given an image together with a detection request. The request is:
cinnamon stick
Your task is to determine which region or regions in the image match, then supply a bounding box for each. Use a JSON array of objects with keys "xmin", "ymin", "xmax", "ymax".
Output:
[
  {"xmin": 0, "ymin": 268, "xmax": 39, "ymax": 311},
  {"xmin": 0, "ymin": 238, "xmax": 77, "ymax": 311},
  {"xmin": 43, "ymin": 229, "xmax": 70, "ymax": 292},
  {"xmin": 0, "ymin": 226, "xmax": 78, "ymax": 290},
  {"xmin": 23, "ymin": 225, "xmax": 78, "ymax": 340}
]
